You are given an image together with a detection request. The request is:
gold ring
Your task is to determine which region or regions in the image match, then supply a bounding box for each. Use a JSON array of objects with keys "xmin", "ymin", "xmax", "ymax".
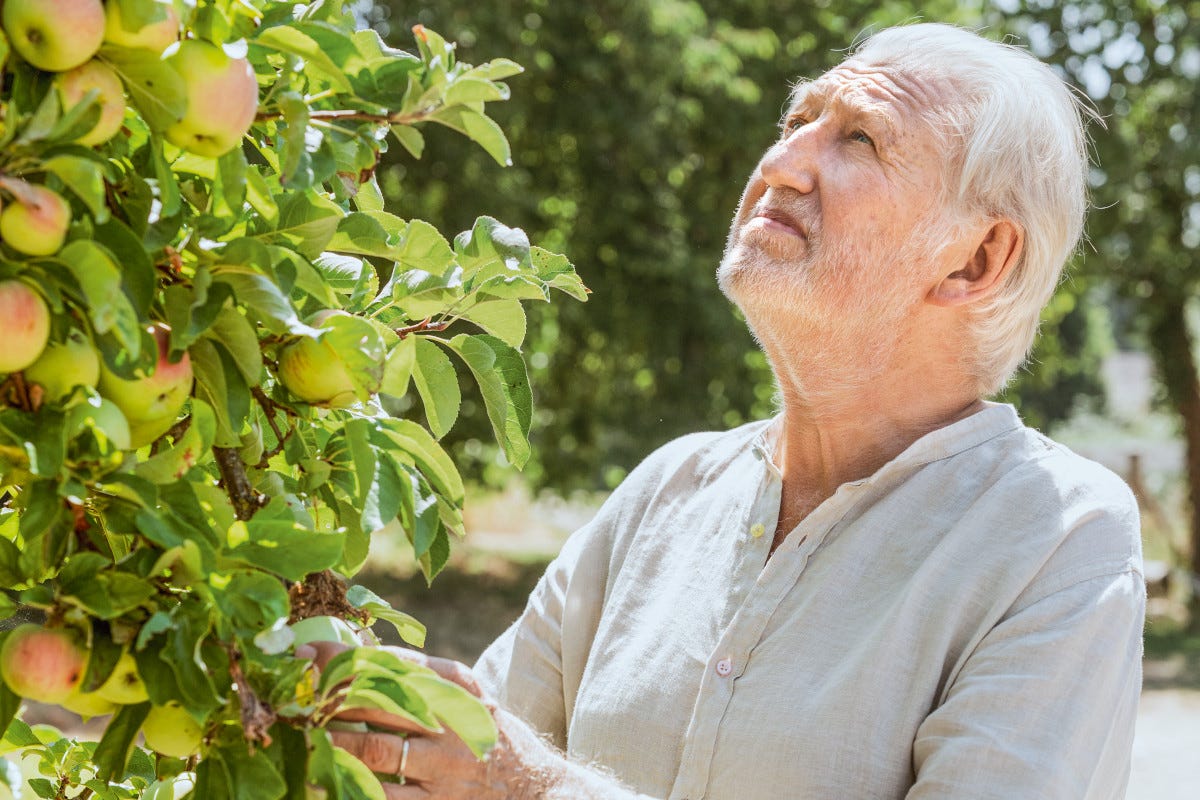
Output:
[{"xmin": 399, "ymin": 737, "xmax": 410, "ymax": 784}]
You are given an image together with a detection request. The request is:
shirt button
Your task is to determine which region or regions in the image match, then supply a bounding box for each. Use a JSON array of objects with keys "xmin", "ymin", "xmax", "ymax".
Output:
[
  {"xmin": 715, "ymin": 657, "xmax": 732, "ymax": 676},
  {"xmin": 749, "ymin": 522, "xmax": 765, "ymax": 539}
]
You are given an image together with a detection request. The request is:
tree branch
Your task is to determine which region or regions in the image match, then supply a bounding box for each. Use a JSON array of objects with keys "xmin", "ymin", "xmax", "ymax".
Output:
[
  {"xmin": 212, "ymin": 446, "xmax": 266, "ymax": 521},
  {"xmin": 395, "ymin": 317, "xmax": 451, "ymax": 339},
  {"xmin": 255, "ymin": 107, "xmax": 438, "ymax": 126}
]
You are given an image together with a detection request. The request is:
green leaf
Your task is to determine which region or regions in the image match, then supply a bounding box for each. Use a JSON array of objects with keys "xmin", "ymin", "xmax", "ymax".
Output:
[
  {"xmin": 225, "ymin": 519, "xmax": 344, "ymax": 582},
  {"xmin": 404, "ymin": 672, "xmax": 497, "ymax": 758},
  {"xmin": 42, "ymin": 154, "xmax": 109, "ymax": 223},
  {"xmin": 210, "ymin": 570, "xmax": 290, "ymax": 638},
  {"xmin": 93, "ymin": 702, "xmax": 150, "ymax": 782},
  {"xmin": 430, "ymin": 106, "xmax": 511, "ymax": 166},
  {"xmin": 255, "ymin": 191, "xmax": 343, "ymax": 259},
  {"xmin": 133, "ymin": 398, "xmax": 217, "ymax": 484},
  {"xmin": 253, "ymin": 26, "xmax": 353, "ymax": 93},
  {"xmin": 464, "ymin": 58, "xmax": 524, "ymax": 81},
  {"xmin": 190, "ymin": 338, "xmax": 250, "ymax": 448},
  {"xmin": 373, "ymin": 418, "xmax": 464, "ymax": 506},
  {"xmin": 56, "ymin": 241, "xmax": 142, "ymax": 352},
  {"xmin": 460, "ymin": 299, "xmax": 526, "ymax": 347},
  {"xmin": 391, "ymin": 124, "xmax": 425, "ymax": 158},
  {"xmin": 101, "ymin": 47, "xmax": 187, "ymax": 131},
  {"xmin": 59, "ymin": 553, "xmax": 156, "ymax": 619},
  {"xmin": 380, "ymin": 334, "xmax": 416, "ymax": 399},
  {"xmin": 210, "ymin": 267, "xmax": 311, "ymax": 335},
  {"xmin": 346, "ymin": 585, "xmax": 426, "ymax": 647},
  {"xmin": 326, "ymin": 212, "xmax": 402, "ymax": 260},
  {"xmin": 412, "ymin": 336, "xmax": 460, "ymax": 438},
  {"xmin": 442, "ymin": 334, "xmax": 532, "ymax": 468},
  {"xmin": 445, "ymin": 77, "xmax": 509, "ymax": 105}
]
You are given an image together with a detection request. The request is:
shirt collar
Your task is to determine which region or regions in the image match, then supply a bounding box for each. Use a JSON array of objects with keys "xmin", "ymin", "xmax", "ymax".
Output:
[{"xmin": 749, "ymin": 401, "xmax": 1021, "ymax": 483}]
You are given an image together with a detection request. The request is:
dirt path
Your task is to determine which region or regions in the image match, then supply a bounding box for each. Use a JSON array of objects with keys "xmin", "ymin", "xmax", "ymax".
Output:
[{"xmin": 1127, "ymin": 689, "xmax": 1200, "ymax": 799}]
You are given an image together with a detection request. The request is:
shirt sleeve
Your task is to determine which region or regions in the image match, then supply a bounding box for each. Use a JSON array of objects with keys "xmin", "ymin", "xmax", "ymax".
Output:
[
  {"xmin": 908, "ymin": 566, "xmax": 1145, "ymax": 799},
  {"xmin": 472, "ymin": 518, "xmax": 612, "ymax": 751}
]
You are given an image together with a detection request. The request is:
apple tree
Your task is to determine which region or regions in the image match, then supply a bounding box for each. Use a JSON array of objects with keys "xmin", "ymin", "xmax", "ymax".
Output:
[{"xmin": 0, "ymin": 0, "xmax": 584, "ymax": 797}]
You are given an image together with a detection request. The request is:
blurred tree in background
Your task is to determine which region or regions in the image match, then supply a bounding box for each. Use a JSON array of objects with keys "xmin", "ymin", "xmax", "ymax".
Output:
[
  {"xmin": 357, "ymin": 0, "xmax": 1122, "ymax": 492},
  {"xmin": 989, "ymin": 0, "xmax": 1200, "ymax": 594}
]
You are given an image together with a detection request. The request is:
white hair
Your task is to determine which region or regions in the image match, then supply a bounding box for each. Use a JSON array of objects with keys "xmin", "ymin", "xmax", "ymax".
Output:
[{"xmin": 853, "ymin": 23, "xmax": 1098, "ymax": 395}]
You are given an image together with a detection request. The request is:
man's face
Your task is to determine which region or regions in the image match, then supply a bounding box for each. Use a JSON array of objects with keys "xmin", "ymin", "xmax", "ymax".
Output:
[{"xmin": 718, "ymin": 59, "xmax": 958, "ymax": 348}]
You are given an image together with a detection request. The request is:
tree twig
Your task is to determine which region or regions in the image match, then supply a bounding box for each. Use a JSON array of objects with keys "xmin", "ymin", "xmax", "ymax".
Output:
[
  {"xmin": 255, "ymin": 107, "xmax": 438, "ymax": 126},
  {"xmin": 212, "ymin": 446, "xmax": 266, "ymax": 520},
  {"xmin": 395, "ymin": 317, "xmax": 451, "ymax": 339}
]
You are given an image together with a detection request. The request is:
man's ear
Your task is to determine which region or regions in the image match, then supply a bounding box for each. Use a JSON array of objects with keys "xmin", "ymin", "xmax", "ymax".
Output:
[{"xmin": 927, "ymin": 219, "xmax": 1023, "ymax": 307}]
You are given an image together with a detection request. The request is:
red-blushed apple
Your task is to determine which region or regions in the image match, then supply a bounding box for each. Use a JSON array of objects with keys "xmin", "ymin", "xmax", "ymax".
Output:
[
  {"xmin": 98, "ymin": 325, "xmax": 193, "ymax": 448},
  {"xmin": 104, "ymin": 0, "xmax": 180, "ymax": 52},
  {"xmin": 164, "ymin": 40, "xmax": 259, "ymax": 158},
  {"xmin": 0, "ymin": 181, "xmax": 71, "ymax": 256},
  {"xmin": 0, "ymin": 280, "xmax": 50, "ymax": 373},
  {"xmin": 95, "ymin": 651, "xmax": 149, "ymax": 704},
  {"xmin": 142, "ymin": 701, "xmax": 204, "ymax": 758},
  {"xmin": 0, "ymin": 624, "xmax": 87, "ymax": 704},
  {"xmin": 23, "ymin": 328, "xmax": 100, "ymax": 402},
  {"xmin": 57, "ymin": 60, "xmax": 126, "ymax": 146},
  {"xmin": 2, "ymin": 0, "xmax": 105, "ymax": 72}
]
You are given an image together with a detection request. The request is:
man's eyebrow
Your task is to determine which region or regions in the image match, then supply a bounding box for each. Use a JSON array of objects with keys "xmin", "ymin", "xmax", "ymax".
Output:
[{"xmin": 783, "ymin": 81, "xmax": 898, "ymax": 137}]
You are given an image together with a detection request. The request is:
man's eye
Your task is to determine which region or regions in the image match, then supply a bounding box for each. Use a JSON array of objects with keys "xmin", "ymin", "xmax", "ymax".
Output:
[
  {"xmin": 850, "ymin": 130, "xmax": 874, "ymax": 146},
  {"xmin": 783, "ymin": 116, "xmax": 808, "ymax": 134}
]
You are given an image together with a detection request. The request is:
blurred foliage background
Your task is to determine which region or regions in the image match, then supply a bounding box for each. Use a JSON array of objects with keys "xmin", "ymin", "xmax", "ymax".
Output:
[{"xmin": 352, "ymin": 0, "xmax": 1200, "ymax": 591}]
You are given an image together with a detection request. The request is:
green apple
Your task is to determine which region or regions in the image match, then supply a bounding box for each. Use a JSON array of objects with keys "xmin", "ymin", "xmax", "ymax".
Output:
[
  {"xmin": 277, "ymin": 311, "xmax": 383, "ymax": 407},
  {"xmin": 290, "ymin": 615, "xmax": 362, "ymax": 648},
  {"xmin": 23, "ymin": 328, "xmax": 100, "ymax": 403},
  {"xmin": 98, "ymin": 325, "xmax": 193, "ymax": 448},
  {"xmin": 96, "ymin": 651, "xmax": 149, "ymax": 704},
  {"xmin": 1, "ymin": 0, "xmax": 105, "ymax": 72},
  {"xmin": 104, "ymin": 0, "xmax": 179, "ymax": 52},
  {"xmin": 0, "ymin": 183, "xmax": 71, "ymax": 256},
  {"xmin": 0, "ymin": 280, "xmax": 50, "ymax": 373},
  {"xmin": 164, "ymin": 40, "xmax": 259, "ymax": 158},
  {"xmin": 142, "ymin": 702, "xmax": 203, "ymax": 758},
  {"xmin": 61, "ymin": 687, "xmax": 119, "ymax": 718},
  {"xmin": 0, "ymin": 624, "xmax": 87, "ymax": 704},
  {"xmin": 57, "ymin": 60, "xmax": 126, "ymax": 146},
  {"xmin": 67, "ymin": 396, "xmax": 133, "ymax": 453}
]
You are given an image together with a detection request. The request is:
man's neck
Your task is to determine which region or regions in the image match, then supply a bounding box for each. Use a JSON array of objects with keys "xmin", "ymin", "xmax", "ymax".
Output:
[{"xmin": 766, "ymin": 348, "xmax": 983, "ymax": 551}]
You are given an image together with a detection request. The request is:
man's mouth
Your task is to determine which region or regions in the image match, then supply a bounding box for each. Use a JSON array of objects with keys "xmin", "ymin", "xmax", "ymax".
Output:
[{"xmin": 748, "ymin": 206, "xmax": 806, "ymax": 239}]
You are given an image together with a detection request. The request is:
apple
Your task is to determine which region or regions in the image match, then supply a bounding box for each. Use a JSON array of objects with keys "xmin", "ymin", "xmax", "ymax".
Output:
[
  {"xmin": 23, "ymin": 328, "xmax": 100, "ymax": 402},
  {"xmin": 277, "ymin": 311, "xmax": 382, "ymax": 407},
  {"xmin": 57, "ymin": 60, "xmax": 126, "ymax": 146},
  {"xmin": 0, "ymin": 183, "xmax": 71, "ymax": 256},
  {"xmin": 96, "ymin": 651, "xmax": 149, "ymax": 704},
  {"xmin": 67, "ymin": 396, "xmax": 133, "ymax": 453},
  {"xmin": 290, "ymin": 615, "xmax": 362, "ymax": 648},
  {"xmin": 98, "ymin": 325, "xmax": 193, "ymax": 448},
  {"xmin": 142, "ymin": 701, "xmax": 203, "ymax": 758},
  {"xmin": 61, "ymin": 687, "xmax": 119, "ymax": 718},
  {"xmin": 0, "ymin": 280, "xmax": 50, "ymax": 373},
  {"xmin": 104, "ymin": 0, "xmax": 180, "ymax": 52},
  {"xmin": 164, "ymin": 40, "xmax": 258, "ymax": 158},
  {"xmin": 0, "ymin": 624, "xmax": 87, "ymax": 704},
  {"xmin": 1, "ymin": 0, "xmax": 105, "ymax": 72}
]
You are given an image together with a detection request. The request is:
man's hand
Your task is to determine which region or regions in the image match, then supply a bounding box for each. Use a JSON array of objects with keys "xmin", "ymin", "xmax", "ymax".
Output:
[{"xmin": 300, "ymin": 642, "xmax": 555, "ymax": 800}]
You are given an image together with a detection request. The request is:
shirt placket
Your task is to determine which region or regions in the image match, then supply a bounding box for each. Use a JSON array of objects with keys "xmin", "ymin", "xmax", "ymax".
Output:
[{"xmin": 668, "ymin": 478, "xmax": 867, "ymax": 800}]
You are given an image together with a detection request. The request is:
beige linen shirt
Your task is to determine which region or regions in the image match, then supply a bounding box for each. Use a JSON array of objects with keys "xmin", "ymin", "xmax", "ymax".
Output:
[{"xmin": 474, "ymin": 404, "xmax": 1145, "ymax": 799}]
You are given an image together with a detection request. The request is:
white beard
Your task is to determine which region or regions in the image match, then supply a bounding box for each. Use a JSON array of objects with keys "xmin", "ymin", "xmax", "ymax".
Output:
[{"xmin": 717, "ymin": 201, "xmax": 946, "ymax": 406}]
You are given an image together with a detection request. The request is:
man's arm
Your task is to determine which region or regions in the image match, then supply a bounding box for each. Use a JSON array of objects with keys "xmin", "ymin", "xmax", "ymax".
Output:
[{"xmin": 908, "ymin": 566, "xmax": 1145, "ymax": 799}]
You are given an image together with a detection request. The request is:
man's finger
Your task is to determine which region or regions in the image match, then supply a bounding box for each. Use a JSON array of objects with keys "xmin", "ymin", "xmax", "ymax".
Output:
[
  {"xmin": 380, "ymin": 781, "xmax": 428, "ymax": 800},
  {"xmin": 330, "ymin": 731, "xmax": 437, "ymax": 783}
]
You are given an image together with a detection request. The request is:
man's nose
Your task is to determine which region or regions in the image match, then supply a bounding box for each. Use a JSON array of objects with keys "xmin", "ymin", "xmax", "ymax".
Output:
[{"xmin": 759, "ymin": 129, "xmax": 817, "ymax": 195}]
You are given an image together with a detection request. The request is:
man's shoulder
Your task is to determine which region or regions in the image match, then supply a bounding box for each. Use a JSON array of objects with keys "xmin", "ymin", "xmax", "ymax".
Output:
[{"xmin": 623, "ymin": 418, "xmax": 773, "ymax": 489}]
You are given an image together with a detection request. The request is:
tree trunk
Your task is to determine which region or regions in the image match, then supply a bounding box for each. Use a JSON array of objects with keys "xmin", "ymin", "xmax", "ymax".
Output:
[{"xmin": 1146, "ymin": 297, "xmax": 1200, "ymax": 623}]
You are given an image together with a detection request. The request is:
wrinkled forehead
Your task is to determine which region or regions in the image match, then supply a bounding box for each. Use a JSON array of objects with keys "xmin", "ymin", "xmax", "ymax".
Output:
[{"xmin": 788, "ymin": 59, "xmax": 951, "ymax": 130}]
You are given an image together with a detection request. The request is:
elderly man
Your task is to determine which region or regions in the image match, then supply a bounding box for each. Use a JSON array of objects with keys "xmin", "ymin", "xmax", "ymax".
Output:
[{"xmin": 325, "ymin": 22, "xmax": 1144, "ymax": 799}]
